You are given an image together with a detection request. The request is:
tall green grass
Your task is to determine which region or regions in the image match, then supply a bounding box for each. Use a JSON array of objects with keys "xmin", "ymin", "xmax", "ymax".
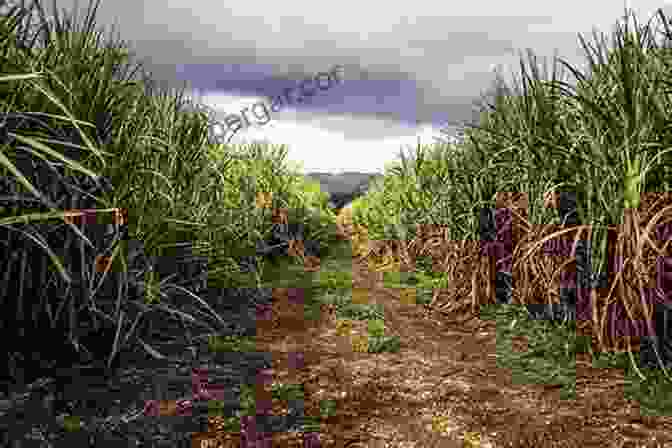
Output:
[
  {"xmin": 347, "ymin": 5, "xmax": 672, "ymax": 412},
  {"xmin": 0, "ymin": 0, "xmax": 339, "ymax": 374}
]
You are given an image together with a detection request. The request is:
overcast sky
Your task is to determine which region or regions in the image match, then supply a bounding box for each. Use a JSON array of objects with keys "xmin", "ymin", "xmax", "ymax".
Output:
[{"xmin": 18, "ymin": 0, "xmax": 672, "ymax": 174}]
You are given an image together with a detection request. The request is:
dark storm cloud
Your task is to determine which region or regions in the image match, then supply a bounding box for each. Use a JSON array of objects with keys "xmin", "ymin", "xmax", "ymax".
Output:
[{"xmin": 13, "ymin": 0, "xmax": 672, "ymax": 143}]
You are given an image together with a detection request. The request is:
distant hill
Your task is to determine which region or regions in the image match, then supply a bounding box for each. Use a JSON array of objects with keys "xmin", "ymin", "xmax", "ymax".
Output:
[
  {"xmin": 303, "ymin": 171, "xmax": 384, "ymax": 209},
  {"xmin": 304, "ymin": 171, "xmax": 383, "ymax": 195}
]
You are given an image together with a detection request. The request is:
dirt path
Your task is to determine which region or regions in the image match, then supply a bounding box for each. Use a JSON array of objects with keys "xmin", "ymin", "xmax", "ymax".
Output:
[
  {"xmin": 3, "ymin": 208, "xmax": 672, "ymax": 447},
  {"xmin": 239, "ymin": 225, "xmax": 672, "ymax": 447}
]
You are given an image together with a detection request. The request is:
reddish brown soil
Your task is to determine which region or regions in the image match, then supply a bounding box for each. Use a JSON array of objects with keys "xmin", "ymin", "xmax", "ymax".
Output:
[{"xmin": 204, "ymin": 235, "xmax": 672, "ymax": 448}]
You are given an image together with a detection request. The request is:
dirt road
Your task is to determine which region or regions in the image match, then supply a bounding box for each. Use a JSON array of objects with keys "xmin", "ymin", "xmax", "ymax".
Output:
[{"xmin": 250, "ymin": 219, "xmax": 672, "ymax": 447}]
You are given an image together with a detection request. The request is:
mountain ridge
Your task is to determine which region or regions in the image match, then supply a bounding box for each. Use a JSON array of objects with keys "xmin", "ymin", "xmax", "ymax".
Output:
[{"xmin": 302, "ymin": 171, "xmax": 384, "ymax": 210}]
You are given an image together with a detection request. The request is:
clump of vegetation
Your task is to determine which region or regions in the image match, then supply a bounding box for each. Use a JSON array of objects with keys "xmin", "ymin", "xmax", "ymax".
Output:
[
  {"xmin": 0, "ymin": 0, "xmax": 342, "ymax": 382},
  {"xmin": 346, "ymin": 5, "xmax": 672, "ymax": 414}
]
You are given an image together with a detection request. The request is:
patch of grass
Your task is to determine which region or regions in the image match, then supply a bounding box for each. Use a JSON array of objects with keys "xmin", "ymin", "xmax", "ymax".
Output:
[
  {"xmin": 414, "ymin": 287, "xmax": 434, "ymax": 306},
  {"xmin": 367, "ymin": 334, "xmax": 401, "ymax": 353},
  {"xmin": 382, "ymin": 270, "xmax": 419, "ymax": 288},
  {"xmin": 207, "ymin": 334, "xmax": 257, "ymax": 353},
  {"xmin": 310, "ymin": 244, "xmax": 406, "ymax": 354},
  {"xmin": 314, "ymin": 269, "xmax": 354, "ymax": 294},
  {"xmin": 479, "ymin": 303, "xmax": 584, "ymax": 400},
  {"xmin": 270, "ymin": 382, "xmax": 304, "ymax": 401},
  {"xmin": 478, "ymin": 302, "xmax": 672, "ymax": 410},
  {"xmin": 318, "ymin": 399, "xmax": 337, "ymax": 419},
  {"xmin": 377, "ymin": 261, "xmax": 450, "ymax": 308},
  {"xmin": 302, "ymin": 298, "xmax": 326, "ymax": 322},
  {"xmin": 257, "ymin": 260, "xmax": 314, "ymax": 290},
  {"xmin": 322, "ymin": 239, "xmax": 357, "ymax": 261},
  {"xmin": 336, "ymin": 301, "xmax": 385, "ymax": 321},
  {"xmin": 311, "ymin": 287, "xmax": 351, "ymax": 307},
  {"xmin": 367, "ymin": 319, "xmax": 385, "ymax": 338}
]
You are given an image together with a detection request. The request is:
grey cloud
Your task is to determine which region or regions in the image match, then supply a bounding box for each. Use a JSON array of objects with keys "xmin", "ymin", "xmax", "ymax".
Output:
[{"xmin": 12, "ymin": 0, "xmax": 672, "ymax": 142}]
